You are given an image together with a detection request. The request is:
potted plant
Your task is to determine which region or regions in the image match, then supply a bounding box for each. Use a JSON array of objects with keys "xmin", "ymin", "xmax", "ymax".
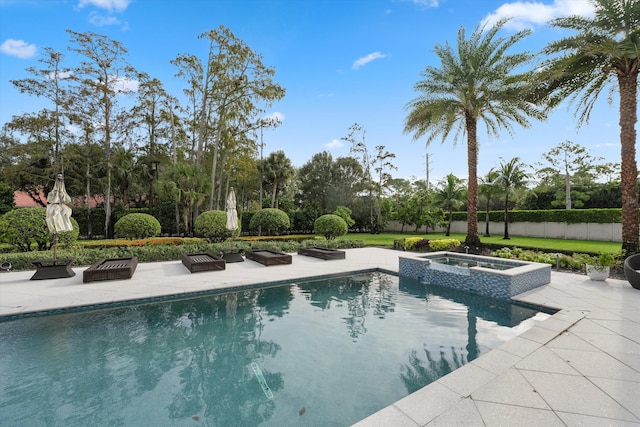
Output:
[{"xmin": 585, "ymin": 252, "xmax": 615, "ymax": 281}]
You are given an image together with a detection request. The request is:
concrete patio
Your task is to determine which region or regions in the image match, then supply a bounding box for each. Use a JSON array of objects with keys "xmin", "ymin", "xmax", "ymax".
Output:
[{"xmin": 1, "ymin": 247, "xmax": 639, "ymax": 426}]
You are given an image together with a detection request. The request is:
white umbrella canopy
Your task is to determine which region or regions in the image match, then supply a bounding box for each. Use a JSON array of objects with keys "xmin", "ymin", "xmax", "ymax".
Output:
[
  {"xmin": 46, "ymin": 174, "xmax": 73, "ymax": 234},
  {"xmin": 226, "ymin": 187, "xmax": 239, "ymax": 233}
]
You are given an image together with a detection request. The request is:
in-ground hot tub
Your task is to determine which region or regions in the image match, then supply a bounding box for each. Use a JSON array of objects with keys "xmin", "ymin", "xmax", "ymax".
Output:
[{"xmin": 399, "ymin": 252, "xmax": 551, "ymax": 300}]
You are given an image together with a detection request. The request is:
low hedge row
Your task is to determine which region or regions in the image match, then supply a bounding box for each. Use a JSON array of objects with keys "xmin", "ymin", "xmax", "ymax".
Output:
[{"xmin": 0, "ymin": 238, "xmax": 365, "ymax": 271}]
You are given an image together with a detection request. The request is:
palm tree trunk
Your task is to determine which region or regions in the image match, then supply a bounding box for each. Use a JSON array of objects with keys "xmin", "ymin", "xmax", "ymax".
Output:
[
  {"xmin": 465, "ymin": 113, "xmax": 481, "ymax": 249},
  {"xmin": 503, "ymin": 194, "xmax": 510, "ymax": 239},
  {"xmin": 271, "ymin": 179, "xmax": 278, "ymax": 208},
  {"xmin": 484, "ymin": 200, "xmax": 490, "ymax": 237},
  {"xmin": 618, "ymin": 73, "xmax": 639, "ymax": 254}
]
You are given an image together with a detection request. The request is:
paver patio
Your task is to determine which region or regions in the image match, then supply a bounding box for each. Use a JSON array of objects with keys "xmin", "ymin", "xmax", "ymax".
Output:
[{"xmin": 1, "ymin": 248, "xmax": 638, "ymax": 426}]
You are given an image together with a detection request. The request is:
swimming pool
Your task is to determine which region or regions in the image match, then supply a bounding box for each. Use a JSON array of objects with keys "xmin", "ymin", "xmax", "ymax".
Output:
[{"xmin": 0, "ymin": 272, "xmax": 549, "ymax": 426}]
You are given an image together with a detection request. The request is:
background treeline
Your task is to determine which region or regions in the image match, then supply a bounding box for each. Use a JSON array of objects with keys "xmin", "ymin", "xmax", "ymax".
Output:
[{"xmin": 0, "ymin": 24, "xmax": 631, "ymax": 243}]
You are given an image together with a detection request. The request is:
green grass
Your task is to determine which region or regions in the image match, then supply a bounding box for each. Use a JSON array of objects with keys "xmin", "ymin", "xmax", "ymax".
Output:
[{"xmin": 338, "ymin": 232, "xmax": 621, "ymax": 255}]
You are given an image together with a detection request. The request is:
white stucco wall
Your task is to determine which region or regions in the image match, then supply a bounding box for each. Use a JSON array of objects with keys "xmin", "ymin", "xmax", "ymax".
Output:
[{"xmin": 385, "ymin": 220, "xmax": 622, "ymax": 242}]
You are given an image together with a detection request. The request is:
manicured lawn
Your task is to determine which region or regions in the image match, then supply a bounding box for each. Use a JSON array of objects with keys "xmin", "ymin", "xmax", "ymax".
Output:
[{"xmin": 338, "ymin": 232, "xmax": 621, "ymax": 255}]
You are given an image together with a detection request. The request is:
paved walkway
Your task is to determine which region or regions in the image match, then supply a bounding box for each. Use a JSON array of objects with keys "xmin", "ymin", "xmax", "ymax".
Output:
[{"xmin": 1, "ymin": 248, "xmax": 639, "ymax": 426}]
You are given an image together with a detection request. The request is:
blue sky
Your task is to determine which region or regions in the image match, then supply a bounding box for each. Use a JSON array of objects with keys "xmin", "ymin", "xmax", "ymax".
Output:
[{"xmin": 0, "ymin": 0, "xmax": 622, "ymax": 185}]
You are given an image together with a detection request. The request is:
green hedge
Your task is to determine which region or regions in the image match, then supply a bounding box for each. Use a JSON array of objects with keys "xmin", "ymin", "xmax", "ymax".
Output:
[
  {"xmin": 451, "ymin": 208, "xmax": 622, "ymax": 224},
  {"xmin": 72, "ymin": 207, "xmax": 106, "ymax": 237},
  {"xmin": 0, "ymin": 238, "xmax": 366, "ymax": 271}
]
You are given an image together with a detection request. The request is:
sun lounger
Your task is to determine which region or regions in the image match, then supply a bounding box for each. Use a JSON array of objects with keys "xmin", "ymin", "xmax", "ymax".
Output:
[
  {"xmin": 182, "ymin": 253, "xmax": 225, "ymax": 273},
  {"xmin": 245, "ymin": 250, "xmax": 292, "ymax": 266},
  {"xmin": 297, "ymin": 247, "xmax": 345, "ymax": 260},
  {"xmin": 83, "ymin": 257, "xmax": 138, "ymax": 283}
]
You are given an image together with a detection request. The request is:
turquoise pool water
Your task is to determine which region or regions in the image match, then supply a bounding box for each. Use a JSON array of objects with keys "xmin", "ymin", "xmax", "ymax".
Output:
[
  {"xmin": 428, "ymin": 255, "xmax": 516, "ymax": 270},
  {"xmin": 0, "ymin": 272, "xmax": 548, "ymax": 426}
]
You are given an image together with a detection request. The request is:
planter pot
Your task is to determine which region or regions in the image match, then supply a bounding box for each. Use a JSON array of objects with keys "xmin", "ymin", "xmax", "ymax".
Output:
[{"xmin": 586, "ymin": 264, "xmax": 610, "ymax": 281}]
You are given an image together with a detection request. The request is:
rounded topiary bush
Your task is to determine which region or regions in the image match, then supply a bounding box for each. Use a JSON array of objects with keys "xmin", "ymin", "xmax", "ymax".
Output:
[
  {"xmin": 314, "ymin": 214, "xmax": 348, "ymax": 240},
  {"xmin": 0, "ymin": 207, "xmax": 79, "ymax": 252},
  {"xmin": 249, "ymin": 208, "xmax": 290, "ymax": 236},
  {"xmin": 114, "ymin": 213, "xmax": 161, "ymax": 239},
  {"xmin": 194, "ymin": 210, "xmax": 231, "ymax": 242}
]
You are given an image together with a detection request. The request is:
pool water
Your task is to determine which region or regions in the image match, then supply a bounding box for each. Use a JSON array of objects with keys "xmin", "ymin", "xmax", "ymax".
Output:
[
  {"xmin": 428, "ymin": 255, "xmax": 515, "ymax": 270},
  {"xmin": 0, "ymin": 272, "xmax": 549, "ymax": 426}
]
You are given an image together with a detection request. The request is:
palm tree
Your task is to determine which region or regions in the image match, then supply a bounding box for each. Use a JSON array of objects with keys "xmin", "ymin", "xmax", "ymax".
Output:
[
  {"xmin": 168, "ymin": 162, "xmax": 209, "ymax": 235},
  {"xmin": 262, "ymin": 150, "xmax": 295, "ymax": 209},
  {"xmin": 479, "ymin": 169, "xmax": 501, "ymax": 237},
  {"xmin": 539, "ymin": 0, "xmax": 639, "ymax": 254},
  {"xmin": 404, "ymin": 19, "xmax": 546, "ymax": 250},
  {"xmin": 434, "ymin": 173, "xmax": 466, "ymax": 236},
  {"xmin": 495, "ymin": 157, "xmax": 528, "ymax": 239}
]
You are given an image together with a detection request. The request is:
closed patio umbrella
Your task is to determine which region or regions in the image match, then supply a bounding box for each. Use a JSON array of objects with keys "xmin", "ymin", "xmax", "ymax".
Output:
[
  {"xmin": 46, "ymin": 174, "xmax": 73, "ymax": 259},
  {"xmin": 226, "ymin": 187, "xmax": 238, "ymax": 235}
]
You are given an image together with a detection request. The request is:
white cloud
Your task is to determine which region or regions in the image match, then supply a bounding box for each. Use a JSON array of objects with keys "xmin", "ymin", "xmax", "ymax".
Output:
[
  {"xmin": 0, "ymin": 38, "xmax": 37, "ymax": 58},
  {"xmin": 482, "ymin": 0, "xmax": 595, "ymax": 30},
  {"xmin": 67, "ymin": 123, "xmax": 81, "ymax": 136},
  {"xmin": 262, "ymin": 112, "xmax": 285, "ymax": 127},
  {"xmin": 352, "ymin": 52, "xmax": 388, "ymax": 70},
  {"xmin": 325, "ymin": 139, "xmax": 344, "ymax": 149},
  {"xmin": 110, "ymin": 76, "xmax": 139, "ymax": 94},
  {"xmin": 396, "ymin": 0, "xmax": 439, "ymax": 8},
  {"xmin": 47, "ymin": 70, "xmax": 74, "ymax": 80},
  {"xmin": 78, "ymin": 0, "xmax": 132, "ymax": 13},
  {"xmin": 89, "ymin": 12, "xmax": 122, "ymax": 26}
]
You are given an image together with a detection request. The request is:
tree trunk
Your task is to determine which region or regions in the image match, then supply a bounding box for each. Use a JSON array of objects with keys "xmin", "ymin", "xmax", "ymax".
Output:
[
  {"xmin": 85, "ymin": 162, "xmax": 92, "ymax": 239},
  {"xmin": 503, "ymin": 194, "xmax": 510, "ymax": 239},
  {"xmin": 484, "ymin": 200, "xmax": 490, "ymax": 237},
  {"xmin": 464, "ymin": 113, "xmax": 481, "ymax": 249},
  {"xmin": 195, "ymin": 68, "xmax": 209, "ymax": 166},
  {"xmin": 215, "ymin": 153, "xmax": 228, "ymax": 210},
  {"xmin": 271, "ymin": 179, "xmax": 278, "ymax": 208},
  {"xmin": 208, "ymin": 136, "xmax": 219, "ymax": 211},
  {"xmin": 446, "ymin": 208, "xmax": 452, "ymax": 236},
  {"xmin": 565, "ymin": 167, "xmax": 571, "ymax": 209},
  {"xmin": 618, "ymin": 73, "xmax": 639, "ymax": 254}
]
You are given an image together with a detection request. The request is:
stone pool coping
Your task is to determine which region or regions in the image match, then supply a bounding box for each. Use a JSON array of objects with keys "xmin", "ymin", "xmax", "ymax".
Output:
[{"xmin": 1, "ymin": 247, "xmax": 638, "ymax": 425}]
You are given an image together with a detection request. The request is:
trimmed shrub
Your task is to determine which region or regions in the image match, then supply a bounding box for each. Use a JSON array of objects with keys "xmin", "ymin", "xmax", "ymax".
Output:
[
  {"xmin": 0, "ymin": 207, "xmax": 79, "ymax": 252},
  {"xmin": 249, "ymin": 208, "xmax": 290, "ymax": 236},
  {"xmin": 429, "ymin": 238, "xmax": 462, "ymax": 251},
  {"xmin": 114, "ymin": 213, "xmax": 161, "ymax": 239},
  {"xmin": 314, "ymin": 214, "xmax": 348, "ymax": 240},
  {"xmin": 194, "ymin": 210, "xmax": 231, "ymax": 242},
  {"xmin": 404, "ymin": 237, "xmax": 431, "ymax": 251},
  {"xmin": 405, "ymin": 237, "xmax": 426, "ymax": 250}
]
